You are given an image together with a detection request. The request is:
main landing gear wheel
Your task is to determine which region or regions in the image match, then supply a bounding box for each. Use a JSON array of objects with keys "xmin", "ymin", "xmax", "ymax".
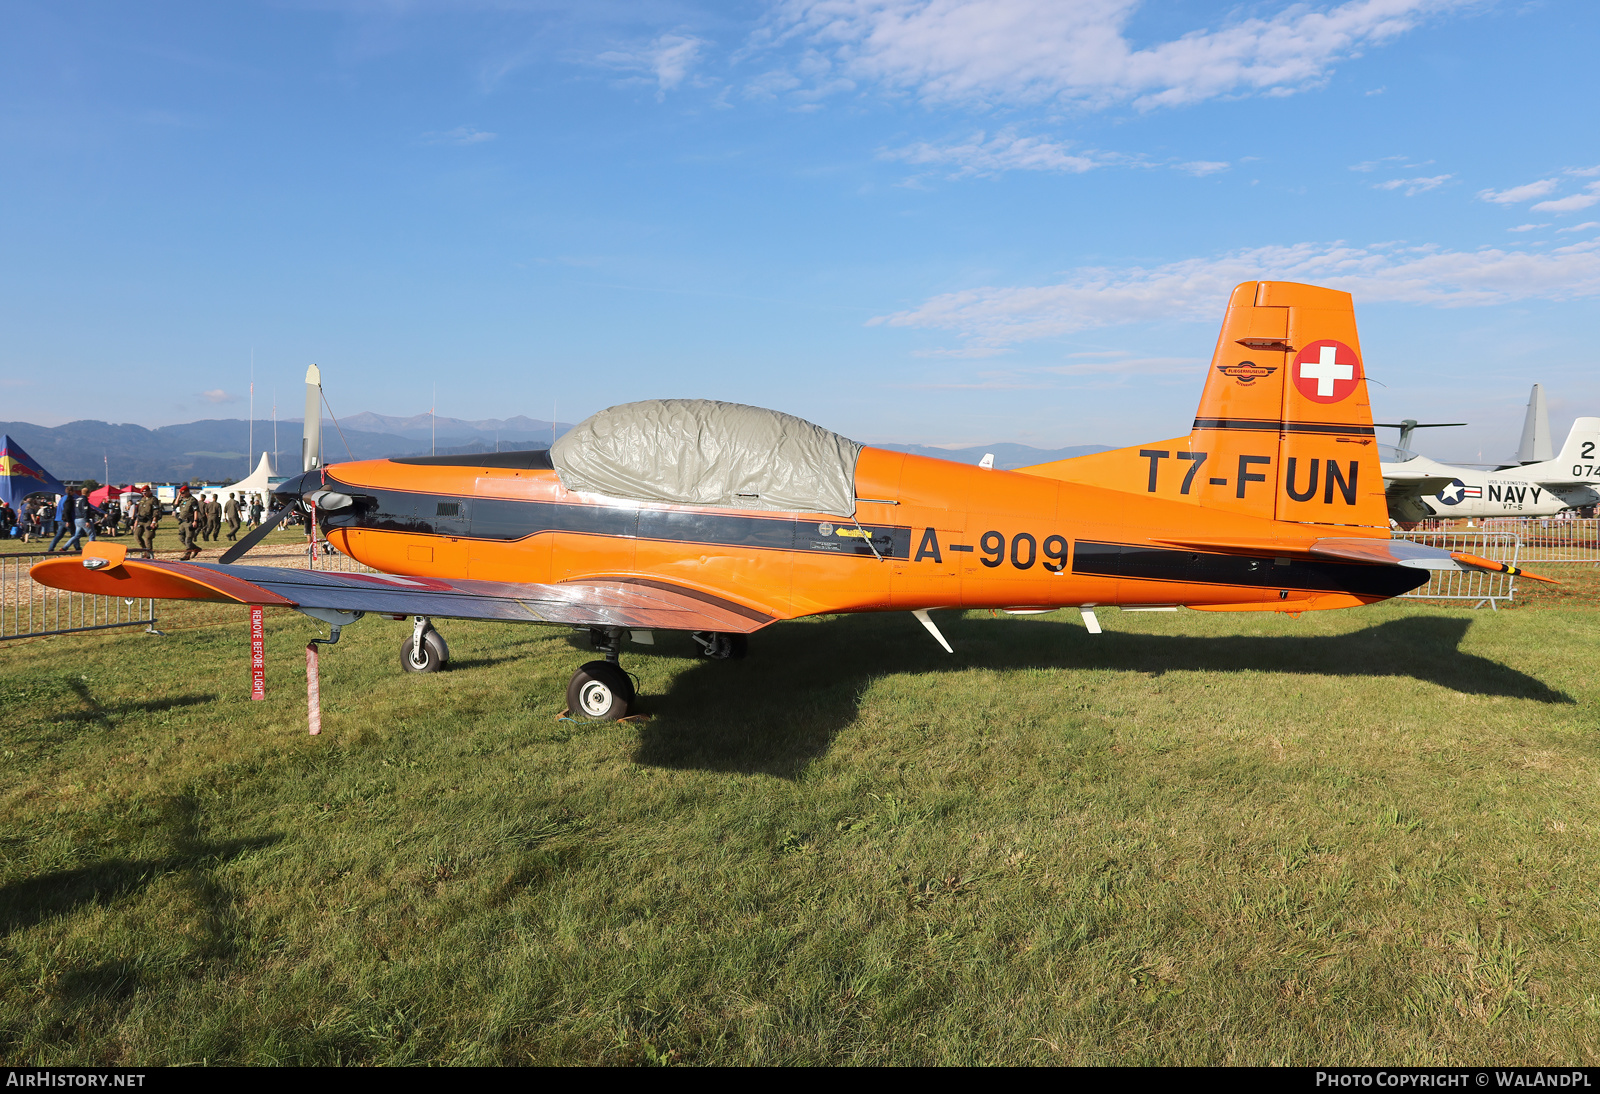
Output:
[
  {"xmin": 566, "ymin": 660, "xmax": 636, "ymax": 721},
  {"xmin": 692, "ymin": 631, "xmax": 747, "ymax": 660},
  {"xmin": 400, "ymin": 619, "xmax": 450, "ymax": 673}
]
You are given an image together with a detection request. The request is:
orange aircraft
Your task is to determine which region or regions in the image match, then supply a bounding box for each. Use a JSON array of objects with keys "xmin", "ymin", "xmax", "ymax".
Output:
[{"xmin": 33, "ymin": 281, "xmax": 1542, "ymax": 721}]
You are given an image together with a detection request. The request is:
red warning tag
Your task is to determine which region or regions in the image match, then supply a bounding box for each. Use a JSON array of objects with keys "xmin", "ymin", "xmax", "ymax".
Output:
[{"xmin": 249, "ymin": 606, "xmax": 265, "ymax": 701}]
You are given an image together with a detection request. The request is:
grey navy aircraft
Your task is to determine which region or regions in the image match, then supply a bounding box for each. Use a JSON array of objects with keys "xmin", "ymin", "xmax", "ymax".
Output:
[{"xmin": 1382, "ymin": 385, "xmax": 1600, "ymax": 522}]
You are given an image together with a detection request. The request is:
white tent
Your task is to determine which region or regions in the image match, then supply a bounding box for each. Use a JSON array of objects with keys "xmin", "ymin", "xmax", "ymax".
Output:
[{"xmin": 218, "ymin": 452, "xmax": 287, "ymax": 502}]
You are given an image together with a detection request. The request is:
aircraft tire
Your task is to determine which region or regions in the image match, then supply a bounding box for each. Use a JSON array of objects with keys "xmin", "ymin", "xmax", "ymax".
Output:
[
  {"xmin": 400, "ymin": 630, "xmax": 450, "ymax": 673},
  {"xmin": 567, "ymin": 660, "xmax": 635, "ymax": 721}
]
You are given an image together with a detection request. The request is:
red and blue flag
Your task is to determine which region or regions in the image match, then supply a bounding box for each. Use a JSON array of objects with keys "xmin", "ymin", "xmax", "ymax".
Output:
[{"xmin": 0, "ymin": 435, "xmax": 67, "ymax": 506}]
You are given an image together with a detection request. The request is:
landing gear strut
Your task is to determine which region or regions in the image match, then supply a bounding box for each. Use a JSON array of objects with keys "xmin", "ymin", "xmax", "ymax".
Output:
[
  {"xmin": 567, "ymin": 627, "xmax": 636, "ymax": 720},
  {"xmin": 400, "ymin": 615, "xmax": 449, "ymax": 673},
  {"xmin": 692, "ymin": 631, "xmax": 747, "ymax": 660}
]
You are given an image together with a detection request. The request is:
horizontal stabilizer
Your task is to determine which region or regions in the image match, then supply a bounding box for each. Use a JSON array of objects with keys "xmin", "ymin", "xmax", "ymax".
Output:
[
  {"xmin": 1150, "ymin": 534, "xmax": 1556, "ymax": 583},
  {"xmin": 1383, "ymin": 471, "xmax": 1458, "ymax": 497},
  {"xmin": 1152, "ymin": 535, "xmax": 1442, "ymax": 566}
]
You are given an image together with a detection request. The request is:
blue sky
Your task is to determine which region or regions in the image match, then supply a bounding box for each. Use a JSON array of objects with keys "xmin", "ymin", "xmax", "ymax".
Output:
[{"xmin": 3, "ymin": 0, "xmax": 1598, "ymax": 462}]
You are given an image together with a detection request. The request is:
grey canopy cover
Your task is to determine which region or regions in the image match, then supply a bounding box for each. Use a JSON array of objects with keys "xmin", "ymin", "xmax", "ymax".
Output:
[{"xmin": 551, "ymin": 399, "xmax": 862, "ymax": 518}]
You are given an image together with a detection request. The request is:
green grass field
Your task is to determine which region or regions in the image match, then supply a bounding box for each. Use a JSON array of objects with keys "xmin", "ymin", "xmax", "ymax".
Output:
[{"xmin": 1, "ymin": 564, "xmax": 1597, "ymax": 1064}]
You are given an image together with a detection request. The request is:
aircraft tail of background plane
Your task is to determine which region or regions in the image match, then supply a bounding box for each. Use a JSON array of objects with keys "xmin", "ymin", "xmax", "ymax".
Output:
[
  {"xmin": 1017, "ymin": 280, "xmax": 1390, "ymax": 530},
  {"xmin": 1516, "ymin": 383, "xmax": 1553, "ymax": 464},
  {"xmin": 1548, "ymin": 416, "xmax": 1600, "ymax": 474}
]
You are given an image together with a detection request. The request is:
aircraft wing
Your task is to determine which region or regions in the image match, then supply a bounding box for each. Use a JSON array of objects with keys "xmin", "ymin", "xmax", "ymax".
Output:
[
  {"xmin": 30, "ymin": 550, "xmax": 774, "ymax": 634},
  {"xmin": 1382, "ymin": 471, "xmax": 1457, "ymax": 497}
]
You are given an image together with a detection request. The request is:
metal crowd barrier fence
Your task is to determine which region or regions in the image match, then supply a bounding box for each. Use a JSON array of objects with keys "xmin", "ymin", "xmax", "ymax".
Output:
[
  {"xmin": 305, "ymin": 542, "xmax": 379, "ymax": 573},
  {"xmin": 1469, "ymin": 518, "xmax": 1600, "ymax": 564},
  {"xmin": 1391, "ymin": 531, "xmax": 1521, "ymax": 609},
  {"xmin": 0, "ymin": 552, "xmax": 159, "ymax": 641},
  {"xmin": 0, "ymin": 539, "xmax": 381, "ymax": 643}
]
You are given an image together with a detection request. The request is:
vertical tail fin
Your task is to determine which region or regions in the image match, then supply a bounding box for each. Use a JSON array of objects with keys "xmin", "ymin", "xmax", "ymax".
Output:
[
  {"xmin": 1516, "ymin": 383, "xmax": 1553, "ymax": 464},
  {"xmin": 1551, "ymin": 417, "xmax": 1600, "ymax": 469},
  {"xmin": 1203, "ymin": 281, "xmax": 1388, "ymax": 528},
  {"xmin": 1018, "ymin": 281, "xmax": 1390, "ymax": 530}
]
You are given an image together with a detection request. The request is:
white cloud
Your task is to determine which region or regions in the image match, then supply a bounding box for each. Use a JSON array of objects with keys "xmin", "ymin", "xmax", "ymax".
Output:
[
  {"xmin": 598, "ymin": 33, "xmax": 706, "ymax": 95},
  {"xmin": 1558, "ymin": 221, "xmax": 1600, "ymax": 233},
  {"xmin": 882, "ymin": 129, "xmax": 1228, "ymax": 179},
  {"xmin": 1375, "ymin": 174, "xmax": 1450, "ymax": 195},
  {"xmin": 1508, "ymin": 224, "xmax": 1549, "ymax": 232},
  {"xmin": 1478, "ymin": 179, "xmax": 1559, "ymax": 204},
  {"xmin": 899, "ymin": 354, "xmax": 1203, "ymax": 390},
  {"xmin": 1040, "ymin": 356, "xmax": 1204, "ymax": 376},
  {"xmin": 1565, "ymin": 165, "xmax": 1600, "ymax": 178},
  {"xmin": 755, "ymin": 0, "xmax": 1468, "ymax": 110},
  {"xmin": 200, "ymin": 389, "xmax": 240, "ymax": 405},
  {"xmin": 1532, "ymin": 182, "xmax": 1600, "ymax": 214},
  {"xmin": 869, "ymin": 236, "xmax": 1600, "ymax": 350},
  {"xmin": 885, "ymin": 130, "xmax": 1109, "ymax": 176},
  {"xmin": 1350, "ymin": 155, "xmax": 1433, "ymax": 173},
  {"xmin": 423, "ymin": 126, "xmax": 496, "ymax": 145}
]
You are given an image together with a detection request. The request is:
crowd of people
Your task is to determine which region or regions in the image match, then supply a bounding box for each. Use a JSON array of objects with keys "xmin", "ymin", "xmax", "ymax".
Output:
[{"xmin": 0, "ymin": 485, "xmax": 275, "ymax": 558}]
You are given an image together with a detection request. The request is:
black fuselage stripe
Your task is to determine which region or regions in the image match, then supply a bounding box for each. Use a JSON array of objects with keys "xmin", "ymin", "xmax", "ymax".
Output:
[
  {"xmin": 321, "ymin": 478, "xmax": 912, "ymax": 560},
  {"xmin": 323, "ymin": 482, "xmax": 1424, "ymax": 597},
  {"xmin": 1070, "ymin": 540, "xmax": 1427, "ymax": 597},
  {"xmin": 612, "ymin": 578, "xmax": 774, "ymax": 624},
  {"xmin": 1192, "ymin": 418, "xmax": 1376, "ymax": 436}
]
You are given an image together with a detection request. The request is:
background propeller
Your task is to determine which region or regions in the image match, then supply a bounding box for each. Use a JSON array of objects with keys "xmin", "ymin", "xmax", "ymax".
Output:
[
  {"xmin": 217, "ymin": 500, "xmax": 300, "ymax": 564},
  {"xmin": 215, "ymin": 469, "xmax": 322, "ymax": 564}
]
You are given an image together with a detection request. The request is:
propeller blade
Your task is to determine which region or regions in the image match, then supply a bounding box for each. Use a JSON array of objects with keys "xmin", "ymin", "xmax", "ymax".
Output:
[{"xmin": 218, "ymin": 503, "xmax": 298, "ymax": 565}]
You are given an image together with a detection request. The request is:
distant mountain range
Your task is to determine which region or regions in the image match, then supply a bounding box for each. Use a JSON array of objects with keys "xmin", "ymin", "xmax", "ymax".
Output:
[
  {"xmin": 0, "ymin": 415, "xmax": 569, "ymax": 484},
  {"xmin": 0, "ymin": 415, "xmax": 1109, "ymax": 483},
  {"xmin": 876, "ymin": 442, "xmax": 1109, "ymax": 471}
]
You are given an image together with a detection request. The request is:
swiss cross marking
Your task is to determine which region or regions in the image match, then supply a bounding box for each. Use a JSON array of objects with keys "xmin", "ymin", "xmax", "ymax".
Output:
[
  {"xmin": 1291, "ymin": 339, "xmax": 1362, "ymax": 404},
  {"xmin": 1300, "ymin": 345, "xmax": 1351, "ymax": 396}
]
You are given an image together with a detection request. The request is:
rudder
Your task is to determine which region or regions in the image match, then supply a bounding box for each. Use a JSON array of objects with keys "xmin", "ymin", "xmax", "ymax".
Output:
[{"xmin": 1017, "ymin": 281, "xmax": 1389, "ymax": 530}]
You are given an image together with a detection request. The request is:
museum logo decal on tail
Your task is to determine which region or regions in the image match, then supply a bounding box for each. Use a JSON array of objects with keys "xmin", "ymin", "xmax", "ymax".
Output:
[{"xmin": 1216, "ymin": 362, "xmax": 1277, "ymax": 386}]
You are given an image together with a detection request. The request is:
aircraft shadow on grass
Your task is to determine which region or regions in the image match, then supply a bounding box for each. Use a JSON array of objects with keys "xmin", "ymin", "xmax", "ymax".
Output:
[
  {"xmin": 629, "ymin": 614, "xmax": 1573, "ymax": 779},
  {"xmin": 58, "ymin": 678, "xmax": 216, "ymax": 731},
  {"xmin": 0, "ymin": 788, "xmax": 279, "ymax": 945}
]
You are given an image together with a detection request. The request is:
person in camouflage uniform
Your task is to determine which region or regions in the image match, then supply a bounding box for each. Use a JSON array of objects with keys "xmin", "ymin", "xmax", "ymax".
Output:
[
  {"xmin": 224, "ymin": 492, "xmax": 241, "ymax": 541},
  {"xmin": 133, "ymin": 486, "xmax": 160, "ymax": 559},
  {"xmin": 205, "ymin": 494, "xmax": 222, "ymax": 542},
  {"xmin": 176, "ymin": 485, "xmax": 201, "ymax": 560}
]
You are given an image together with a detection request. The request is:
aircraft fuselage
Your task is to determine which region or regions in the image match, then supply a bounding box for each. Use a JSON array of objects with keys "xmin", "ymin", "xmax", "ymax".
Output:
[
  {"xmin": 314, "ymin": 446, "xmax": 1423, "ymax": 627},
  {"xmin": 1383, "ymin": 454, "xmax": 1599, "ymax": 520}
]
